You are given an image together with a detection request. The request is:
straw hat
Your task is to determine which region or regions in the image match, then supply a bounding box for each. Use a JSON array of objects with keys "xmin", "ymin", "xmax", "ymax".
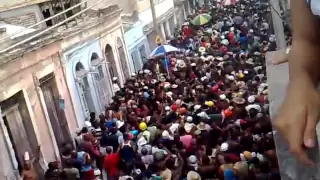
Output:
[
  {"xmin": 187, "ymin": 171, "xmax": 201, "ymax": 180},
  {"xmin": 233, "ymin": 97, "xmax": 245, "ymax": 105},
  {"xmin": 199, "ymin": 47, "xmax": 206, "ymax": 53}
]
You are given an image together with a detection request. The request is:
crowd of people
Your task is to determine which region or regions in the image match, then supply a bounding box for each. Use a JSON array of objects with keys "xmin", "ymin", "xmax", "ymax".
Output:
[{"xmin": 45, "ymin": 0, "xmax": 282, "ymax": 179}]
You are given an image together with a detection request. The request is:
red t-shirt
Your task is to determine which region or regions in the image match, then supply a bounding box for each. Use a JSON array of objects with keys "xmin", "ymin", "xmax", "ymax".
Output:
[
  {"xmin": 104, "ymin": 153, "xmax": 120, "ymax": 177},
  {"xmin": 183, "ymin": 27, "xmax": 192, "ymax": 37}
]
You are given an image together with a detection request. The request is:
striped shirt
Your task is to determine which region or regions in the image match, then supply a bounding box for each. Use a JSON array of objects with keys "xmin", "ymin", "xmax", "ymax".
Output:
[{"xmin": 94, "ymin": 128, "xmax": 102, "ymax": 140}]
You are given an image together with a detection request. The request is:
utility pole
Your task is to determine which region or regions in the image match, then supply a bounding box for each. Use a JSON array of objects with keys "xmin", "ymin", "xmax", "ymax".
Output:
[
  {"xmin": 269, "ymin": 0, "xmax": 286, "ymax": 49},
  {"xmin": 149, "ymin": 0, "xmax": 165, "ymax": 44}
]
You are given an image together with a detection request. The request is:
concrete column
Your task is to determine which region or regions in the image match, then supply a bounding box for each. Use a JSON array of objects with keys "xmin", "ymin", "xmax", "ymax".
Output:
[
  {"xmin": 266, "ymin": 51, "xmax": 320, "ymax": 180},
  {"xmin": 165, "ymin": 20, "xmax": 171, "ymax": 38},
  {"xmin": 160, "ymin": 23, "xmax": 166, "ymax": 41},
  {"xmin": 173, "ymin": 12, "xmax": 178, "ymax": 27},
  {"xmin": 270, "ymin": 0, "xmax": 286, "ymax": 49},
  {"xmin": 183, "ymin": 4, "xmax": 187, "ymax": 20}
]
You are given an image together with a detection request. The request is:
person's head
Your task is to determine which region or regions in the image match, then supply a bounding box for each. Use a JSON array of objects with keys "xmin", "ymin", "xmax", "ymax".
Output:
[
  {"xmin": 90, "ymin": 112, "xmax": 96, "ymax": 120},
  {"xmin": 24, "ymin": 160, "xmax": 32, "ymax": 170},
  {"xmin": 106, "ymin": 146, "xmax": 113, "ymax": 154},
  {"xmin": 65, "ymin": 158, "xmax": 75, "ymax": 168},
  {"xmin": 48, "ymin": 161, "xmax": 60, "ymax": 170},
  {"xmin": 201, "ymin": 155, "xmax": 211, "ymax": 165},
  {"xmin": 81, "ymin": 127, "xmax": 88, "ymax": 134}
]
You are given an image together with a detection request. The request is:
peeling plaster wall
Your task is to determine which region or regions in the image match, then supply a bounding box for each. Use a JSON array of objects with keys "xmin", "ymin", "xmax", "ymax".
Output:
[{"xmin": 0, "ymin": 42, "xmax": 78, "ymax": 167}]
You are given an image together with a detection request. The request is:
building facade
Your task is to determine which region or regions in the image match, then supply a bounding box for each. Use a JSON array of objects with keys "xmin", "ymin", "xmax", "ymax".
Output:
[
  {"xmin": 0, "ymin": 3, "xmax": 130, "ymax": 179},
  {"xmin": 174, "ymin": 0, "xmax": 191, "ymax": 27},
  {"xmin": 133, "ymin": 0, "xmax": 175, "ymax": 51},
  {"xmin": 0, "ymin": 41, "xmax": 77, "ymax": 180},
  {"xmin": 124, "ymin": 22, "xmax": 150, "ymax": 73},
  {"xmin": 61, "ymin": 5, "xmax": 130, "ymax": 126}
]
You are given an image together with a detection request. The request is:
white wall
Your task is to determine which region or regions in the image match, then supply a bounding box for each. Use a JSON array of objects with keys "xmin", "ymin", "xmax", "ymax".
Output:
[
  {"xmin": 63, "ymin": 40, "xmax": 103, "ymax": 126},
  {"xmin": 138, "ymin": 0, "xmax": 175, "ymax": 26},
  {"xmin": 124, "ymin": 23, "xmax": 150, "ymax": 72}
]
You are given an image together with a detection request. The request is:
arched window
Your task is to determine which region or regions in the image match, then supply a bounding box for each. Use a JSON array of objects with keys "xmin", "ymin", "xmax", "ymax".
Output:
[
  {"xmin": 90, "ymin": 53, "xmax": 104, "ymax": 81},
  {"xmin": 105, "ymin": 44, "xmax": 118, "ymax": 79}
]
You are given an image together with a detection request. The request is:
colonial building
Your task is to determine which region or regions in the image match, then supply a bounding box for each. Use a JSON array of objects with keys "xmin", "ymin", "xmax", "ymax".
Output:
[
  {"xmin": 0, "ymin": 1, "xmax": 129, "ymax": 179},
  {"xmin": 123, "ymin": 0, "xmax": 191, "ymax": 73},
  {"xmin": 61, "ymin": 5, "xmax": 129, "ymax": 125}
]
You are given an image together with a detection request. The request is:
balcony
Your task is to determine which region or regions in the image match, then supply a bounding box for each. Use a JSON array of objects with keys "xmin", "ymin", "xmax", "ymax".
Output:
[{"xmin": 266, "ymin": 50, "xmax": 320, "ymax": 179}]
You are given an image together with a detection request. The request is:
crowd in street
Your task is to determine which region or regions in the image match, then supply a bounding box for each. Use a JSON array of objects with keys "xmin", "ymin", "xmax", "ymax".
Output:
[{"xmin": 43, "ymin": 0, "xmax": 281, "ymax": 179}]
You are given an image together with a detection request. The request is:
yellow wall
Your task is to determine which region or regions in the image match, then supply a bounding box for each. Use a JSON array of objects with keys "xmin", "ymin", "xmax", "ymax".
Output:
[{"xmin": 136, "ymin": 0, "xmax": 151, "ymax": 12}]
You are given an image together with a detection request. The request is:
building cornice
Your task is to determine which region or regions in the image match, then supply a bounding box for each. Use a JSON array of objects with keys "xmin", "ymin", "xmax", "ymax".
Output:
[
  {"xmin": 0, "ymin": 5, "xmax": 122, "ymax": 67},
  {"xmin": 0, "ymin": 0, "xmax": 50, "ymax": 12}
]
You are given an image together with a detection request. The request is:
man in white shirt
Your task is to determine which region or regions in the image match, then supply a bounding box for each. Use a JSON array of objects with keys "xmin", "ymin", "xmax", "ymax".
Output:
[{"xmin": 112, "ymin": 77, "xmax": 120, "ymax": 93}]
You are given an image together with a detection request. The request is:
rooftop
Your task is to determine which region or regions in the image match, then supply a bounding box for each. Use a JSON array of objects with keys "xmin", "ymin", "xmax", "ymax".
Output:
[{"xmin": 0, "ymin": 5, "xmax": 121, "ymax": 67}]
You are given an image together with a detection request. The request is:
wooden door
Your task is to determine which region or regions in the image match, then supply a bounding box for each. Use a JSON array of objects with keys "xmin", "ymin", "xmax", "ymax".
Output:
[
  {"xmin": 0, "ymin": 108, "xmax": 20, "ymax": 180},
  {"xmin": 1, "ymin": 91, "xmax": 43, "ymax": 178},
  {"xmin": 40, "ymin": 74, "xmax": 72, "ymax": 150}
]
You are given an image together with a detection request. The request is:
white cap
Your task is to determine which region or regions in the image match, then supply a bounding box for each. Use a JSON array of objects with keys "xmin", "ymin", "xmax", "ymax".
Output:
[
  {"xmin": 137, "ymin": 137, "xmax": 148, "ymax": 147},
  {"xmin": 191, "ymin": 63, "xmax": 196, "ymax": 67},
  {"xmin": 146, "ymin": 116, "xmax": 151, "ymax": 123},
  {"xmin": 228, "ymin": 75, "xmax": 235, "ymax": 81},
  {"xmin": 187, "ymin": 116, "xmax": 193, "ymax": 122},
  {"xmin": 249, "ymin": 29, "xmax": 254, "ymax": 33},
  {"xmin": 197, "ymin": 111, "xmax": 209, "ymax": 119},
  {"xmin": 201, "ymin": 76, "xmax": 208, "ymax": 81},
  {"xmin": 216, "ymin": 57, "xmax": 223, "ymax": 61},
  {"xmin": 172, "ymin": 84, "xmax": 178, "ymax": 89},
  {"xmin": 143, "ymin": 86, "xmax": 148, "ymax": 90},
  {"xmin": 248, "ymin": 95, "xmax": 256, "ymax": 103},
  {"xmin": 151, "ymin": 79, "xmax": 157, "ymax": 84},
  {"xmin": 112, "ymin": 77, "xmax": 118, "ymax": 81},
  {"xmin": 188, "ymin": 155, "xmax": 197, "ymax": 164},
  {"xmin": 143, "ymin": 69, "xmax": 150, "ymax": 74},
  {"xmin": 162, "ymin": 130, "xmax": 170, "ymax": 139},
  {"xmin": 244, "ymin": 70, "xmax": 249, "ymax": 74},
  {"xmin": 194, "ymin": 105, "xmax": 201, "ymax": 110},
  {"xmin": 84, "ymin": 121, "xmax": 92, "ymax": 127},
  {"xmin": 94, "ymin": 169, "xmax": 101, "ymax": 176},
  {"xmin": 166, "ymin": 91, "xmax": 173, "ymax": 97},
  {"xmin": 24, "ymin": 152, "xmax": 30, "ymax": 161},
  {"xmin": 116, "ymin": 121, "xmax": 124, "ymax": 128},
  {"xmin": 132, "ymin": 73, "xmax": 137, "ymax": 76},
  {"xmin": 221, "ymin": 39, "xmax": 229, "ymax": 45},
  {"xmin": 219, "ymin": 94, "xmax": 227, "ymax": 100},
  {"xmin": 220, "ymin": 142, "xmax": 229, "ymax": 152}
]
